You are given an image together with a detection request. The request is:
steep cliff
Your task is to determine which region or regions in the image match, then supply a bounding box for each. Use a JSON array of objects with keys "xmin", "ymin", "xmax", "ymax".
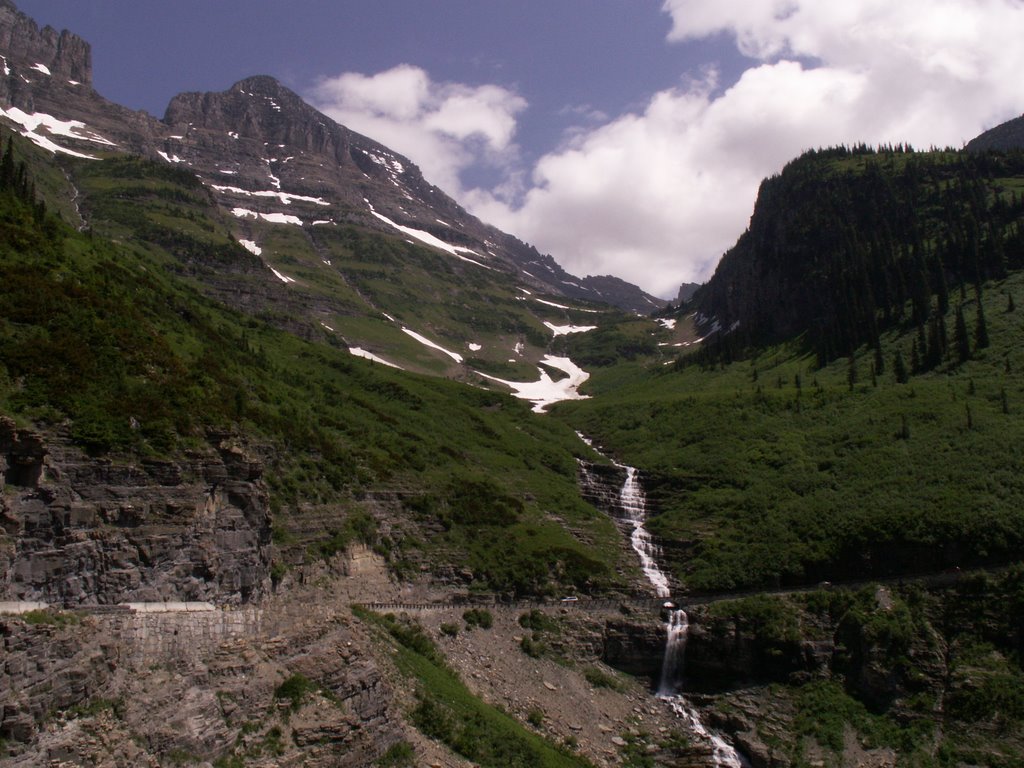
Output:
[
  {"xmin": 0, "ymin": 0, "xmax": 91, "ymax": 89},
  {"xmin": 1, "ymin": 418, "xmax": 272, "ymax": 606}
]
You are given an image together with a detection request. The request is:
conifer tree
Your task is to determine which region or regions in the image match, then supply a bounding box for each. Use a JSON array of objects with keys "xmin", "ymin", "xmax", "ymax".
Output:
[
  {"xmin": 894, "ymin": 351, "xmax": 909, "ymax": 383},
  {"xmin": 954, "ymin": 305, "xmax": 971, "ymax": 363},
  {"xmin": 975, "ymin": 300, "xmax": 990, "ymax": 350}
]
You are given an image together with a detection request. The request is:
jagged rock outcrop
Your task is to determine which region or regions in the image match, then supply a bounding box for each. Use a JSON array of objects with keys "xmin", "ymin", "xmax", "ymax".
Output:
[
  {"xmin": 0, "ymin": 596, "xmax": 403, "ymax": 765},
  {"xmin": 577, "ymin": 460, "xmax": 628, "ymax": 518},
  {"xmin": 0, "ymin": 0, "xmax": 91, "ymax": 87},
  {"xmin": 0, "ymin": 0, "xmax": 662, "ymax": 312},
  {"xmin": 0, "ymin": 418, "xmax": 272, "ymax": 606}
]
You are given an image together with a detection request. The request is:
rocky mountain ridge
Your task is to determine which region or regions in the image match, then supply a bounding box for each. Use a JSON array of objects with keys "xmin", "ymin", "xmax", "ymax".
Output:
[{"xmin": 0, "ymin": 0, "xmax": 661, "ymax": 315}]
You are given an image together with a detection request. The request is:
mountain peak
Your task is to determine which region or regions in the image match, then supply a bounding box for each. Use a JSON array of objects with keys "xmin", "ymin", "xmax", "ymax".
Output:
[
  {"xmin": 0, "ymin": 0, "xmax": 91, "ymax": 86},
  {"xmin": 231, "ymin": 74, "xmax": 289, "ymax": 96}
]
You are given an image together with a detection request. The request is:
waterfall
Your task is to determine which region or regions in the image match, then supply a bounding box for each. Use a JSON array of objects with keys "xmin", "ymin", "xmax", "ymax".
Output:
[
  {"xmin": 656, "ymin": 609, "xmax": 744, "ymax": 767},
  {"xmin": 577, "ymin": 434, "xmax": 746, "ymax": 767},
  {"xmin": 658, "ymin": 608, "xmax": 689, "ymax": 695},
  {"xmin": 620, "ymin": 467, "xmax": 671, "ymax": 598}
]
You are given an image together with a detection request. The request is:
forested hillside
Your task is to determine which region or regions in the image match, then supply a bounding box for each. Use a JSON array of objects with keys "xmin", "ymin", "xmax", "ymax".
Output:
[
  {"xmin": 697, "ymin": 146, "xmax": 1024, "ymax": 366},
  {"xmin": 559, "ymin": 146, "xmax": 1024, "ymax": 593}
]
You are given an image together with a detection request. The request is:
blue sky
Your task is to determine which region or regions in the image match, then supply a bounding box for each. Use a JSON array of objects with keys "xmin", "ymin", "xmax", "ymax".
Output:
[{"xmin": 17, "ymin": 1, "xmax": 1024, "ymax": 297}]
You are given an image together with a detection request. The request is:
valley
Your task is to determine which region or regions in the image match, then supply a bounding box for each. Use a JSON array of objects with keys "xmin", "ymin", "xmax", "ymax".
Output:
[{"xmin": 2, "ymin": 2, "xmax": 1024, "ymax": 766}]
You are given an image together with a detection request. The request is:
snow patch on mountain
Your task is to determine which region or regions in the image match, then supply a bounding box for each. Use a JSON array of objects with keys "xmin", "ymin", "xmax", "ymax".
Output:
[
  {"xmin": 349, "ymin": 347, "xmax": 403, "ymax": 369},
  {"xmin": 534, "ymin": 297, "xmax": 600, "ymax": 314},
  {"xmin": 30, "ymin": 63, "xmax": 50, "ymax": 76},
  {"xmin": 269, "ymin": 267, "xmax": 296, "ymax": 284},
  {"xmin": 0, "ymin": 106, "xmax": 116, "ymax": 159},
  {"xmin": 544, "ymin": 321, "xmax": 597, "ymax": 336},
  {"xmin": 231, "ymin": 208, "xmax": 303, "ymax": 226},
  {"xmin": 209, "ymin": 184, "xmax": 330, "ymax": 206},
  {"xmin": 401, "ymin": 328, "xmax": 464, "ymax": 363},
  {"xmin": 478, "ymin": 356, "xmax": 591, "ymax": 412},
  {"xmin": 364, "ymin": 200, "xmax": 492, "ymax": 269},
  {"xmin": 239, "ymin": 240, "xmax": 262, "ymax": 256}
]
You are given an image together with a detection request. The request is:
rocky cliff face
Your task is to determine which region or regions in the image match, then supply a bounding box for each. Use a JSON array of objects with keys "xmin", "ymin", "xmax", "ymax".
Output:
[
  {"xmin": 0, "ymin": 0, "xmax": 91, "ymax": 87},
  {"xmin": 602, "ymin": 616, "xmax": 666, "ymax": 679},
  {"xmin": 1, "ymin": 595, "xmax": 403, "ymax": 765},
  {"xmin": 0, "ymin": 418, "xmax": 272, "ymax": 606}
]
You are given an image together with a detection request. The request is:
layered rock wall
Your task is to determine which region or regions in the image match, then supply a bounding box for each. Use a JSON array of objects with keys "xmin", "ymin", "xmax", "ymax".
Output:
[{"xmin": 0, "ymin": 418, "xmax": 272, "ymax": 606}]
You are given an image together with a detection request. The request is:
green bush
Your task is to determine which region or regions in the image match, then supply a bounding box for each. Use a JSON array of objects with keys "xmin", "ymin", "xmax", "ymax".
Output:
[
  {"xmin": 518, "ymin": 609, "xmax": 559, "ymax": 633},
  {"xmin": 273, "ymin": 674, "xmax": 317, "ymax": 712},
  {"xmin": 583, "ymin": 666, "xmax": 624, "ymax": 691},
  {"xmin": 376, "ymin": 741, "xmax": 416, "ymax": 767},
  {"xmin": 463, "ymin": 608, "xmax": 494, "ymax": 629}
]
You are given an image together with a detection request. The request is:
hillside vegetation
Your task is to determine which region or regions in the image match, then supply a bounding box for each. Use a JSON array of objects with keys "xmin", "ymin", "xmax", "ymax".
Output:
[{"xmin": 0, "ymin": 129, "xmax": 626, "ymax": 597}]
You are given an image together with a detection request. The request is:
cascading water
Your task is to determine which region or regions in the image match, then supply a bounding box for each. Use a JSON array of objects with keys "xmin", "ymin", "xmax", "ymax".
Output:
[
  {"xmin": 658, "ymin": 608, "xmax": 688, "ymax": 695},
  {"xmin": 657, "ymin": 609, "xmax": 744, "ymax": 767},
  {"xmin": 579, "ymin": 434, "xmax": 745, "ymax": 767},
  {"xmin": 620, "ymin": 466, "xmax": 671, "ymax": 598}
]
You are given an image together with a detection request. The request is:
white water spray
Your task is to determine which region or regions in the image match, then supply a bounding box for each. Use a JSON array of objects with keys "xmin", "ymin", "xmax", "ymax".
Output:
[
  {"xmin": 658, "ymin": 608, "xmax": 689, "ymax": 695},
  {"xmin": 620, "ymin": 467, "xmax": 671, "ymax": 598}
]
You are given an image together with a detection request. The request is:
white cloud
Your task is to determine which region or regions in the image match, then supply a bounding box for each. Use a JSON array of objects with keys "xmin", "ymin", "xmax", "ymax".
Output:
[
  {"xmin": 309, "ymin": 65, "xmax": 526, "ymax": 195},
  {"xmin": 308, "ymin": 4, "xmax": 1024, "ymax": 299}
]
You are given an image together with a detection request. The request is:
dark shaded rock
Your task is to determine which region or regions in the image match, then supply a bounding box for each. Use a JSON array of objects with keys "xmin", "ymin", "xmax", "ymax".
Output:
[
  {"xmin": 603, "ymin": 618, "xmax": 665, "ymax": 680},
  {"xmin": 0, "ymin": 1, "xmax": 91, "ymax": 87},
  {"xmin": 1, "ymin": 425, "xmax": 272, "ymax": 606}
]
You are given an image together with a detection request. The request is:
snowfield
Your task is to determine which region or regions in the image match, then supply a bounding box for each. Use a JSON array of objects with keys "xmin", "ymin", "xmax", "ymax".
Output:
[
  {"xmin": 0, "ymin": 105, "xmax": 115, "ymax": 160},
  {"xmin": 209, "ymin": 184, "xmax": 329, "ymax": 206},
  {"xmin": 231, "ymin": 208, "xmax": 303, "ymax": 226},
  {"xmin": 365, "ymin": 200, "xmax": 491, "ymax": 269},
  {"xmin": 401, "ymin": 328, "xmax": 464, "ymax": 363},
  {"xmin": 544, "ymin": 321, "xmax": 597, "ymax": 336},
  {"xmin": 349, "ymin": 347, "xmax": 402, "ymax": 369},
  {"xmin": 269, "ymin": 267, "xmax": 295, "ymax": 284},
  {"xmin": 479, "ymin": 355, "xmax": 591, "ymax": 412},
  {"xmin": 239, "ymin": 240, "xmax": 262, "ymax": 256}
]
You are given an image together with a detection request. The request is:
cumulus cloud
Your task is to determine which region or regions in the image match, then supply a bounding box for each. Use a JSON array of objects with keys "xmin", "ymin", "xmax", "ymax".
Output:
[
  {"xmin": 477, "ymin": 0, "xmax": 1024, "ymax": 297},
  {"xmin": 309, "ymin": 4, "xmax": 1024, "ymax": 299},
  {"xmin": 309, "ymin": 64, "xmax": 526, "ymax": 195}
]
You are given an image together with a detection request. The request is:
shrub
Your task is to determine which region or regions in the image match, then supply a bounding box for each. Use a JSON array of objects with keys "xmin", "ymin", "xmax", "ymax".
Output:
[
  {"xmin": 520, "ymin": 635, "xmax": 544, "ymax": 658},
  {"xmin": 376, "ymin": 741, "xmax": 416, "ymax": 767},
  {"xmin": 463, "ymin": 608, "xmax": 493, "ymax": 629},
  {"xmin": 583, "ymin": 666, "xmax": 624, "ymax": 691},
  {"xmin": 519, "ymin": 609, "xmax": 559, "ymax": 633},
  {"xmin": 273, "ymin": 674, "xmax": 317, "ymax": 711}
]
